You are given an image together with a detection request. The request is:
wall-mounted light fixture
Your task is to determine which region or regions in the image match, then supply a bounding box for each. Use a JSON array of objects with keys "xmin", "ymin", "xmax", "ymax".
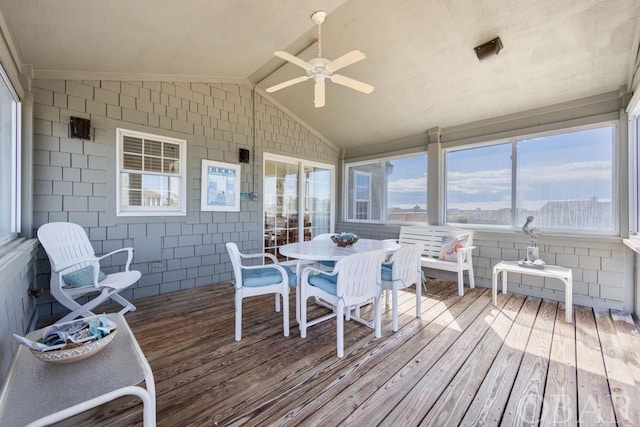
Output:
[
  {"xmin": 70, "ymin": 116, "xmax": 91, "ymax": 139},
  {"xmin": 239, "ymin": 148, "xmax": 250, "ymax": 163},
  {"xmin": 474, "ymin": 37, "xmax": 503, "ymax": 60}
]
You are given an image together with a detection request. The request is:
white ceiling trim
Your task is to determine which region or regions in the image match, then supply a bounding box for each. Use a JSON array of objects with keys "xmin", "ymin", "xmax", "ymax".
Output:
[
  {"xmin": 255, "ymin": 87, "xmax": 339, "ymax": 154},
  {"xmin": 33, "ymin": 69, "xmax": 251, "ymax": 86}
]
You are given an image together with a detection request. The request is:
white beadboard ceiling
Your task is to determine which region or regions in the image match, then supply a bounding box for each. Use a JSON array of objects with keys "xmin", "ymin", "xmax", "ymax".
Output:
[{"xmin": 1, "ymin": 0, "xmax": 638, "ymax": 149}]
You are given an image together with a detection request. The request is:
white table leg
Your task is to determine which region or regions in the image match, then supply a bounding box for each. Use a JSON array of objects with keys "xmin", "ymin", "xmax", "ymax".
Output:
[
  {"xmin": 492, "ymin": 267, "xmax": 499, "ymax": 306},
  {"xmin": 502, "ymin": 270, "xmax": 508, "ymax": 296},
  {"xmin": 565, "ymin": 272, "xmax": 573, "ymax": 323}
]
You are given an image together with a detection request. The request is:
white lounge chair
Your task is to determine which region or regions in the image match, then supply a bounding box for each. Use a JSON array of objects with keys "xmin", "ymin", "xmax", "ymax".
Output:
[{"xmin": 37, "ymin": 222, "xmax": 140, "ymax": 323}]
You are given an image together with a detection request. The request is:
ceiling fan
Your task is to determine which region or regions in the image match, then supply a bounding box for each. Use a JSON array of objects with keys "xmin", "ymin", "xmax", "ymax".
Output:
[{"xmin": 265, "ymin": 10, "xmax": 374, "ymax": 108}]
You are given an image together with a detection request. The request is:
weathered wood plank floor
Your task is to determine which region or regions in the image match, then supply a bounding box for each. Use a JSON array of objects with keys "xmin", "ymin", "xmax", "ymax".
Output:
[{"xmin": 55, "ymin": 279, "xmax": 640, "ymax": 426}]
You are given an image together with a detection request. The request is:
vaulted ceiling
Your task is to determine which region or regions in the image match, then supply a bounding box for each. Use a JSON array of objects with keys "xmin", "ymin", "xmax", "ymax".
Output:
[{"xmin": 1, "ymin": 0, "xmax": 638, "ymax": 149}]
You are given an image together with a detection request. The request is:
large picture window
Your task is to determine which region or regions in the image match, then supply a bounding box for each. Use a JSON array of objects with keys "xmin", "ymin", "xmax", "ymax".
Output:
[
  {"xmin": 0, "ymin": 64, "xmax": 20, "ymax": 244},
  {"xmin": 116, "ymin": 128, "xmax": 187, "ymax": 216},
  {"xmin": 345, "ymin": 154, "xmax": 427, "ymax": 223},
  {"xmin": 446, "ymin": 124, "xmax": 617, "ymax": 234}
]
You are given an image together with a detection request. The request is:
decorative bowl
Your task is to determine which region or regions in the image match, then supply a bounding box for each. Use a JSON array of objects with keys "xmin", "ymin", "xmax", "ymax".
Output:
[
  {"xmin": 30, "ymin": 328, "xmax": 117, "ymax": 364},
  {"xmin": 331, "ymin": 233, "xmax": 359, "ymax": 247},
  {"xmin": 28, "ymin": 316, "xmax": 118, "ymax": 364}
]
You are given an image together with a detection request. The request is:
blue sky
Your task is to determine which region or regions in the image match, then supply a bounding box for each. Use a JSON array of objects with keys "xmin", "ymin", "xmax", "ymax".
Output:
[{"xmin": 387, "ymin": 156, "xmax": 428, "ymax": 209}]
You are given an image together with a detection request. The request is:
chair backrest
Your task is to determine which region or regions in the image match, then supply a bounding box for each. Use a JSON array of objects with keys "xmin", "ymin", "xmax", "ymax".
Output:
[
  {"xmin": 387, "ymin": 243, "xmax": 424, "ymax": 286},
  {"xmin": 334, "ymin": 250, "xmax": 386, "ymax": 303},
  {"xmin": 37, "ymin": 222, "xmax": 96, "ymax": 273},
  {"xmin": 312, "ymin": 233, "xmax": 334, "ymax": 240},
  {"xmin": 225, "ymin": 242, "xmax": 243, "ymax": 285}
]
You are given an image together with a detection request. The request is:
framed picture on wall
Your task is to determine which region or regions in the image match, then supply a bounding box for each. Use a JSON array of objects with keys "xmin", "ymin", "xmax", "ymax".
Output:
[{"xmin": 200, "ymin": 159, "xmax": 241, "ymax": 212}]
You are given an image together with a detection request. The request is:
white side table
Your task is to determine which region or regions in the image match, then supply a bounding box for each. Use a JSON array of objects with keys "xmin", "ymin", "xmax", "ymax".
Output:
[
  {"xmin": 492, "ymin": 261, "xmax": 573, "ymax": 323},
  {"xmin": 0, "ymin": 313, "xmax": 155, "ymax": 426}
]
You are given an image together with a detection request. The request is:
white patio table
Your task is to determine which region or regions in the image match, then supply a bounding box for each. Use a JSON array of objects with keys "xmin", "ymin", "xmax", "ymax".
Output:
[
  {"xmin": 279, "ymin": 238, "xmax": 401, "ymax": 325},
  {"xmin": 279, "ymin": 238, "xmax": 400, "ymax": 262}
]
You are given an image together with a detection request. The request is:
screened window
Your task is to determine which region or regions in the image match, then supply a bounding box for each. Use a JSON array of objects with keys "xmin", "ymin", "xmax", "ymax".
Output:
[
  {"xmin": 446, "ymin": 124, "xmax": 617, "ymax": 234},
  {"xmin": 345, "ymin": 154, "xmax": 427, "ymax": 223},
  {"xmin": 116, "ymin": 128, "xmax": 186, "ymax": 216},
  {"xmin": 0, "ymin": 64, "xmax": 20, "ymax": 244}
]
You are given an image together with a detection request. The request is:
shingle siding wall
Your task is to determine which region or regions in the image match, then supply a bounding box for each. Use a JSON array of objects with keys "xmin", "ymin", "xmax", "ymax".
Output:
[
  {"xmin": 0, "ymin": 240, "xmax": 39, "ymax": 384},
  {"xmin": 336, "ymin": 222, "xmax": 632, "ymax": 310},
  {"xmin": 32, "ymin": 79, "xmax": 339, "ymax": 319}
]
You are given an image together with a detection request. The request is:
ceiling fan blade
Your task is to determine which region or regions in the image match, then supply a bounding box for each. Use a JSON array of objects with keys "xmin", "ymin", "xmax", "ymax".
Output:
[
  {"xmin": 314, "ymin": 81, "xmax": 325, "ymax": 108},
  {"xmin": 330, "ymin": 74, "xmax": 374, "ymax": 94},
  {"xmin": 265, "ymin": 75, "xmax": 311, "ymax": 93},
  {"xmin": 274, "ymin": 51, "xmax": 313, "ymax": 72},
  {"xmin": 326, "ymin": 50, "xmax": 366, "ymax": 73}
]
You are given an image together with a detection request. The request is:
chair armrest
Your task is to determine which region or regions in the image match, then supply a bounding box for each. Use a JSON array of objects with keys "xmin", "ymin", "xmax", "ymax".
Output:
[
  {"xmin": 98, "ymin": 247, "xmax": 134, "ymax": 271},
  {"xmin": 54, "ymin": 257, "xmax": 100, "ymax": 273},
  {"xmin": 456, "ymin": 246, "xmax": 475, "ymax": 264},
  {"xmin": 301, "ymin": 266, "xmax": 337, "ymax": 284},
  {"xmin": 238, "ymin": 251, "xmax": 279, "ymax": 265}
]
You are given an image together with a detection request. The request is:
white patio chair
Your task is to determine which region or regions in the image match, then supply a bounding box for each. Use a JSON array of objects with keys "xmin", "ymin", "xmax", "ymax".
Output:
[
  {"xmin": 37, "ymin": 222, "xmax": 140, "ymax": 324},
  {"xmin": 381, "ymin": 243, "xmax": 425, "ymax": 332},
  {"xmin": 299, "ymin": 250, "xmax": 386, "ymax": 358},
  {"xmin": 226, "ymin": 242, "xmax": 296, "ymax": 341}
]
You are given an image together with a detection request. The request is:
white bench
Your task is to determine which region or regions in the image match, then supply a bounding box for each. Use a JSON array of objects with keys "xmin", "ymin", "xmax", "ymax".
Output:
[{"xmin": 399, "ymin": 225, "xmax": 475, "ymax": 296}]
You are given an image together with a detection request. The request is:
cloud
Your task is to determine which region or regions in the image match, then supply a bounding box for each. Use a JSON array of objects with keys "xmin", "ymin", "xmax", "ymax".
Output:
[
  {"xmin": 388, "ymin": 177, "xmax": 427, "ymax": 192},
  {"xmin": 447, "ymin": 160, "xmax": 611, "ymax": 196}
]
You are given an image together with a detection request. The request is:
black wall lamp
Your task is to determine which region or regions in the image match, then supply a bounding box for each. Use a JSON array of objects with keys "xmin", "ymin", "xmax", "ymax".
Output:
[
  {"xmin": 70, "ymin": 116, "xmax": 91, "ymax": 139},
  {"xmin": 474, "ymin": 37, "xmax": 503, "ymax": 60},
  {"xmin": 239, "ymin": 148, "xmax": 250, "ymax": 163}
]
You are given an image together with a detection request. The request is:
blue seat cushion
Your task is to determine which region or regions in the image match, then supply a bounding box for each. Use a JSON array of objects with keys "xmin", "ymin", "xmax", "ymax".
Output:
[
  {"xmin": 242, "ymin": 266, "xmax": 297, "ymax": 287},
  {"xmin": 307, "ymin": 273, "xmax": 338, "ymax": 295},
  {"xmin": 62, "ymin": 266, "xmax": 106, "ymax": 288},
  {"xmin": 318, "ymin": 260, "xmax": 335, "ymax": 268},
  {"xmin": 381, "ymin": 264, "xmax": 393, "ymax": 282}
]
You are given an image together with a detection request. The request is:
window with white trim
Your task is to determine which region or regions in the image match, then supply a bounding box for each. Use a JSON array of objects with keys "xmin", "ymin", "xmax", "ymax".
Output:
[
  {"xmin": 354, "ymin": 172, "xmax": 371, "ymax": 220},
  {"xmin": 445, "ymin": 123, "xmax": 618, "ymax": 235},
  {"xmin": 116, "ymin": 128, "xmax": 187, "ymax": 216},
  {"xmin": 345, "ymin": 153, "xmax": 428, "ymax": 223},
  {"xmin": 0, "ymin": 63, "xmax": 20, "ymax": 244}
]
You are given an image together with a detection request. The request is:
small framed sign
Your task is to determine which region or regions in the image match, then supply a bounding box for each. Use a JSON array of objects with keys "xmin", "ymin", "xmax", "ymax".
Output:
[{"xmin": 200, "ymin": 160, "xmax": 241, "ymax": 212}]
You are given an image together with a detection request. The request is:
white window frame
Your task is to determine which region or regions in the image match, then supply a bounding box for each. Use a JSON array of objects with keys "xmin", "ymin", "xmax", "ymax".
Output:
[
  {"xmin": 116, "ymin": 128, "xmax": 187, "ymax": 216},
  {"xmin": 0, "ymin": 63, "xmax": 20, "ymax": 245},
  {"xmin": 354, "ymin": 171, "xmax": 372, "ymax": 220},
  {"xmin": 443, "ymin": 121, "xmax": 619, "ymax": 235},
  {"xmin": 628, "ymin": 97, "xmax": 640, "ymax": 234}
]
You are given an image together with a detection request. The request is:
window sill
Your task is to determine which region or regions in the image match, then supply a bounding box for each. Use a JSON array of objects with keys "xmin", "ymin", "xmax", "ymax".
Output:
[{"xmin": 623, "ymin": 236, "xmax": 640, "ymax": 254}]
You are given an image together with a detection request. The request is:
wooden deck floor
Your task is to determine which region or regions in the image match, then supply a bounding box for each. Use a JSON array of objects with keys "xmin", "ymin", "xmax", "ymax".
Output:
[{"xmin": 56, "ymin": 279, "xmax": 640, "ymax": 426}]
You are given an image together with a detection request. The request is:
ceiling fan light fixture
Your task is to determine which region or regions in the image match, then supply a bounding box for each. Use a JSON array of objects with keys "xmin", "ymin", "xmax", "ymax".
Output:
[{"xmin": 265, "ymin": 10, "xmax": 374, "ymax": 108}]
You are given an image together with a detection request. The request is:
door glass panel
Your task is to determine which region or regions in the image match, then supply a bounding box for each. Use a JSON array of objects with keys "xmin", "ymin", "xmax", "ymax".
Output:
[
  {"xmin": 264, "ymin": 159, "xmax": 299, "ymax": 260},
  {"xmin": 304, "ymin": 165, "xmax": 332, "ymax": 240}
]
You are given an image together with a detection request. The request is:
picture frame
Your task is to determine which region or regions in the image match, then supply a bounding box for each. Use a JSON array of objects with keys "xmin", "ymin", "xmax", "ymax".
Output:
[{"xmin": 200, "ymin": 159, "xmax": 241, "ymax": 212}]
